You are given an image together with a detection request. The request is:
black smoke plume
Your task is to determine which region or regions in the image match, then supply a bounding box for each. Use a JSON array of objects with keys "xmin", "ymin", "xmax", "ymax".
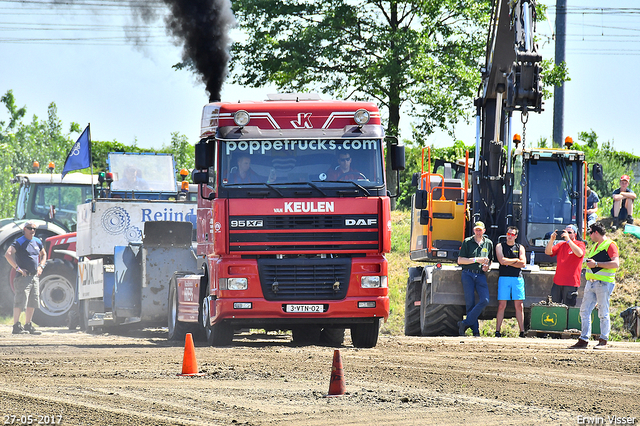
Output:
[{"xmin": 160, "ymin": 0, "xmax": 236, "ymax": 102}]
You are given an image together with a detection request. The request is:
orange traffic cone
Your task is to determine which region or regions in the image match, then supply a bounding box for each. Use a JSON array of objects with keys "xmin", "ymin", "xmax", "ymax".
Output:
[
  {"xmin": 326, "ymin": 349, "xmax": 346, "ymax": 397},
  {"xmin": 177, "ymin": 333, "xmax": 204, "ymax": 376}
]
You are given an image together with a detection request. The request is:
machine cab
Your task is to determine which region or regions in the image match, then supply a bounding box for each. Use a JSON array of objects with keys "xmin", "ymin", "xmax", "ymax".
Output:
[{"xmin": 514, "ymin": 148, "xmax": 586, "ymax": 258}]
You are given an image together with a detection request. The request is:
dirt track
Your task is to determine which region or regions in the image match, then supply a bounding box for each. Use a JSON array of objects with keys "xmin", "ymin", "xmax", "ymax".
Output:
[{"xmin": 1, "ymin": 326, "xmax": 638, "ymax": 426}]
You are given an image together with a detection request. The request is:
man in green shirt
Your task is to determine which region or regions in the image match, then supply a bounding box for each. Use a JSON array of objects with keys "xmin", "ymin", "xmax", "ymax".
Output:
[{"xmin": 457, "ymin": 221, "xmax": 493, "ymax": 336}]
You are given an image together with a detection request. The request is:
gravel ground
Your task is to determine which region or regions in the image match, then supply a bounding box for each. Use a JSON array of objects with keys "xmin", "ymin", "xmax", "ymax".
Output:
[{"xmin": 1, "ymin": 326, "xmax": 639, "ymax": 425}]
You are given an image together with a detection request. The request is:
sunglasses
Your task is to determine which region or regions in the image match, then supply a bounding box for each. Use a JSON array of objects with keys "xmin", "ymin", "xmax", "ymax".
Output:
[
  {"xmin": 339, "ymin": 158, "xmax": 351, "ymax": 162},
  {"xmin": 25, "ymin": 226, "xmax": 36, "ymax": 231},
  {"xmin": 506, "ymin": 232, "xmax": 517, "ymax": 236}
]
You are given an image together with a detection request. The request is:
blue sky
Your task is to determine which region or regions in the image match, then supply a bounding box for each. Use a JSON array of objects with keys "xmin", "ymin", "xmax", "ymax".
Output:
[{"xmin": 1, "ymin": 0, "xmax": 638, "ymax": 155}]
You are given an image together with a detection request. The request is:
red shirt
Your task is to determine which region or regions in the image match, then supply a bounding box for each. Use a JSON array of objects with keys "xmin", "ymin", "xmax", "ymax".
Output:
[{"xmin": 551, "ymin": 239, "xmax": 586, "ymax": 287}]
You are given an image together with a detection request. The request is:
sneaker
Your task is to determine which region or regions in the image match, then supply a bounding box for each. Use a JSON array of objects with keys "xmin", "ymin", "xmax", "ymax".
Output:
[
  {"xmin": 23, "ymin": 322, "xmax": 41, "ymax": 335},
  {"xmin": 473, "ymin": 332, "xmax": 481, "ymax": 337},
  {"xmin": 519, "ymin": 331, "xmax": 526, "ymax": 338},
  {"xmin": 457, "ymin": 321, "xmax": 468, "ymax": 336},
  {"xmin": 568, "ymin": 339, "xmax": 588, "ymax": 349},
  {"xmin": 594, "ymin": 338, "xmax": 608, "ymax": 349},
  {"xmin": 494, "ymin": 331, "xmax": 502, "ymax": 338},
  {"xmin": 627, "ymin": 215, "xmax": 634, "ymax": 224},
  {"xmin": 12, "ymin": 322, "xmax": 28, "ymax": 335}
]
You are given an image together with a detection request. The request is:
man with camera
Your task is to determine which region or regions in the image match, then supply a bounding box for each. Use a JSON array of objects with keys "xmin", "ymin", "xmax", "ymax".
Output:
[{"xmin": 544, "ymin": 224, "xmax": 585, "ymax": 306}]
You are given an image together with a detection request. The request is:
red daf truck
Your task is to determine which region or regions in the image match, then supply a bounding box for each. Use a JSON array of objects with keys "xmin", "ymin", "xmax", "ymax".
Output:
[{"xmin": 168, "ymin": 94, "xmax": 404, "ymax": 348}]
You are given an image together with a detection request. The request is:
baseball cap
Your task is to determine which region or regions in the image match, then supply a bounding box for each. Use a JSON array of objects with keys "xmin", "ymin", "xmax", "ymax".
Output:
[
  {"xmin": 473, "ymin": 221, "xmax": 485, "ymax": 230},
  {"xmin": 621, "ymin": 175, "xmax": 630, "ymax": 182},
  {"xmin": 566, "ymin": 224, "xmax": 578, "ymax": 233}
]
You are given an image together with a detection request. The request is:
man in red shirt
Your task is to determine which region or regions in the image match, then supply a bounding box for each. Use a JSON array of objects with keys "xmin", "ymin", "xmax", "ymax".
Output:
[{"xmin": 544, "ymin": 224, "xmax": 585, "ymax": 306}]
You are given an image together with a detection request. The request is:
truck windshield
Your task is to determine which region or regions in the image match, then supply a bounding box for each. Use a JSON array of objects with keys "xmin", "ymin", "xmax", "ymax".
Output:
[
  {"xmin": 526, "ymin": 159, "xmax": 576, "ymax": 244},
  {"xmin": 220, "ymin": 139, "xmax": 384, "ymax": 187}
]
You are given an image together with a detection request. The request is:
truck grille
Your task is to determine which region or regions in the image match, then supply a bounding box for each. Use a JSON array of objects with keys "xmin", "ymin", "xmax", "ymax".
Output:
[
  {"xmin": 229, "ymin": 214, "xmax": 379, "ymax": 252},
  {"xmin": 257, "ymin": 257, "xmax": 351, "ymax": 301}
]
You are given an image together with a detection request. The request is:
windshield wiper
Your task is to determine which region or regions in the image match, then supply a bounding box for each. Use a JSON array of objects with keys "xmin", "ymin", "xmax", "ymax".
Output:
[
  {"xmin": 316, "ymin": 181, "xmax": 371, "ymax": 197},
  {"xmin": 227, "ymin": 182, "xmax": 285, "ymax": 197}
]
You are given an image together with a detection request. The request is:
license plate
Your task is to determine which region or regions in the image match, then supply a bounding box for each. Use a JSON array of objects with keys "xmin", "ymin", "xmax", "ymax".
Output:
[{"xmin": 285, "ymin": 304, "xmax": 324, "ymax": 313}]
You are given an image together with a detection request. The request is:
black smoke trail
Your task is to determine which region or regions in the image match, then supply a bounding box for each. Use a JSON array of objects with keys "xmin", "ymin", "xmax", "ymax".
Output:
[{"xmin": 159, "ymin": 0, "xmax": 236, "ymax": 102}]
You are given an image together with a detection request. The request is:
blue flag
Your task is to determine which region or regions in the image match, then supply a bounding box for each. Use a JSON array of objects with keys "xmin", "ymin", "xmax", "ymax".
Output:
[{"xmin": 62, "ymin": 125, "xmax": 91, "ymax": 179}]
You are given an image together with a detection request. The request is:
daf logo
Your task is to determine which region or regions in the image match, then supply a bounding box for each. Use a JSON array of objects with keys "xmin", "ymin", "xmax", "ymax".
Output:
[{"xmin": 345, "ymin": 218, "xmax": 377, "ymax": 226}]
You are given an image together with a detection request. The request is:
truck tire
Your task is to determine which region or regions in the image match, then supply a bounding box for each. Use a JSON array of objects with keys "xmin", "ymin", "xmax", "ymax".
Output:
[
  {"xmin": 206, "ymin": 321, "xmax": 234, "ymax": 346},
  {"xmin": 291, "ymin": 326, "xmax": 322, "ymax": 345},
  {"xmin": 419, "ymin": 276, "xmax": 464, "ymax": 336},
  {"xmin": 200, "ymin": 293, "xmax": 233, "ymax": 346},
  {"xmin": 350, "ymin": 319, "xmax": 380, "ymax": 348},
  {"xmin": 319, "ymin": 327, "xmax": 345, "ymax": 346},
  {"xmin": 167, "ymin": 275, "xmax": 190, "ymax": 341},
  {"xmin": 404, "ymin": 267, "xmax": 423, "ymax": 336},
  {"xmin": 32, "ymin": 259, "xmax": 77, "ymax": 327}
]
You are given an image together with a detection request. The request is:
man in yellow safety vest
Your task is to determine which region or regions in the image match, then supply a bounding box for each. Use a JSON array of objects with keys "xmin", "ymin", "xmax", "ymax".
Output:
[{"xmin": 569, "ymin": 222, "xmax": 619, "ymax": 349}]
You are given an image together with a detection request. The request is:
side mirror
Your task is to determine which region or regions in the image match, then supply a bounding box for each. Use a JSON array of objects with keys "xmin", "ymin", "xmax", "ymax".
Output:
[
  {"xmin": 389, "ymin": 144, "xmax": 405, "ymax": 171},
  {"xmin": 195, "ymin": 138, "xmax": 215, "ymax": 170},
  {"xmin": 411, "ymin": 172, "xmax": 419, "ymax": 187},
  {"xmin": 192, "ymin": 170, "xmax": 208, "ymax": 184},
  {"xmin": 414, "ymin": 189, "xmax": 428, "ymax": 210},
  {"xmin": 592, "ymin": 163, "xmax": 603, "ymax": 181}
]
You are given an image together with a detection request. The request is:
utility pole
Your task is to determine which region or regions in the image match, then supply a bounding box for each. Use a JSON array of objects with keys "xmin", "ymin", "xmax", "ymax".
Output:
[{"xmin": 552, "ymin": 0, "xmax": 567, "ymax": 148}]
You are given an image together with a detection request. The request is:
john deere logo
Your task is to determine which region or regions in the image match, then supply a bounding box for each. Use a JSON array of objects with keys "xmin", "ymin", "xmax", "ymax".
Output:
[{"xmin": 542, "ymin": 312, "xmax": 558, "ymax": 326}]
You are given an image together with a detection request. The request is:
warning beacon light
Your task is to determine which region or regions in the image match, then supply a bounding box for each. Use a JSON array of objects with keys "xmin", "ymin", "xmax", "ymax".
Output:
[
  {"xmin": 564, "ymin": 136, "xmax": 573, "ymax": 149},
  {"xmin": 32, "ymin": 161, "xmax": 40, "ymax": 173},
  {"xmin": 47, "ymin": 162, "xmax": 55, "ymax": 173},
  {"xmin": 513, "ymin": 134, "xmax": 521, "ymax": 147}
]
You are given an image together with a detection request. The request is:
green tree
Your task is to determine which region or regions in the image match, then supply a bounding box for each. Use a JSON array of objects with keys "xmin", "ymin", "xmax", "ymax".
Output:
[
  {"xmin": 230, "ymin": 0, "xmax": 492, "ymax": 201},
  {"xmin": 0, "ymin": 92, "xmax": 77, "ymax": 217},
  {"xmin": 0, "ymin": 90, "xmax": 26, "ymax": 135},
  {"xmin": 159, "ymin": 132, "xmax": 195, "ymax": 180}
]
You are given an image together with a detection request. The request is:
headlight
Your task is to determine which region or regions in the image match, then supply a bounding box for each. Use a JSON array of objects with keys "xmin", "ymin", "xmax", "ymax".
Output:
[
  {"xmin": 354, "ymin": 109, "xmax": 370, "ymax": 125},
  {"xmin": 228, "ymin": 277, "xmax": 248, "ymax": 290},
  {"xmin": 234, "ymin": 110, "xmax": 250, "ymax": 127},
  {"xmin": 361, "ymin": 275, "xmax": 387, "ymax": 288},
  {"xmin": 220, "ymin": 277, "xmax": 248, "ymax": 290}
]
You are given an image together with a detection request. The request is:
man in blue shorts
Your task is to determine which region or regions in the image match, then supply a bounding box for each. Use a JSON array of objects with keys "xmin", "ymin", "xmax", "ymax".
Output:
[{"xmin": 495, "ymin": 226, "xmax": 526, "ymax": 338}]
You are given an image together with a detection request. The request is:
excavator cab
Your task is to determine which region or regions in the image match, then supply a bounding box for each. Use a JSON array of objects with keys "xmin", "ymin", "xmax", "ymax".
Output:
[
  {"xmin": 514, "ymin": 147, "xmax": 586, "ymax": 261},
  {"xmin": 409, "ymin": 147, "xmax": 469, "ymax": 262}
]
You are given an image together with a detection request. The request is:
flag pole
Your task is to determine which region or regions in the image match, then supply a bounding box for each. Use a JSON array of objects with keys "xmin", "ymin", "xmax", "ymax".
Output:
[{"xmin": 88, "ymin": 123, "xmax": 94, "ymax": 202}]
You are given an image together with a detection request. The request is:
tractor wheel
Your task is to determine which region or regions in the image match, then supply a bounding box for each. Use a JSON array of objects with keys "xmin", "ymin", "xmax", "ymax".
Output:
[
  {"xmin": 419, "ymin": 275, "xmax": 464, "ymax": 336},
  {"xmin": 404, "ymin": 267, "xmax": 423, "ymax": 336},
  {"xmin": 33, "ymin": 259, "xmax": 76, "ymax": 327}
]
